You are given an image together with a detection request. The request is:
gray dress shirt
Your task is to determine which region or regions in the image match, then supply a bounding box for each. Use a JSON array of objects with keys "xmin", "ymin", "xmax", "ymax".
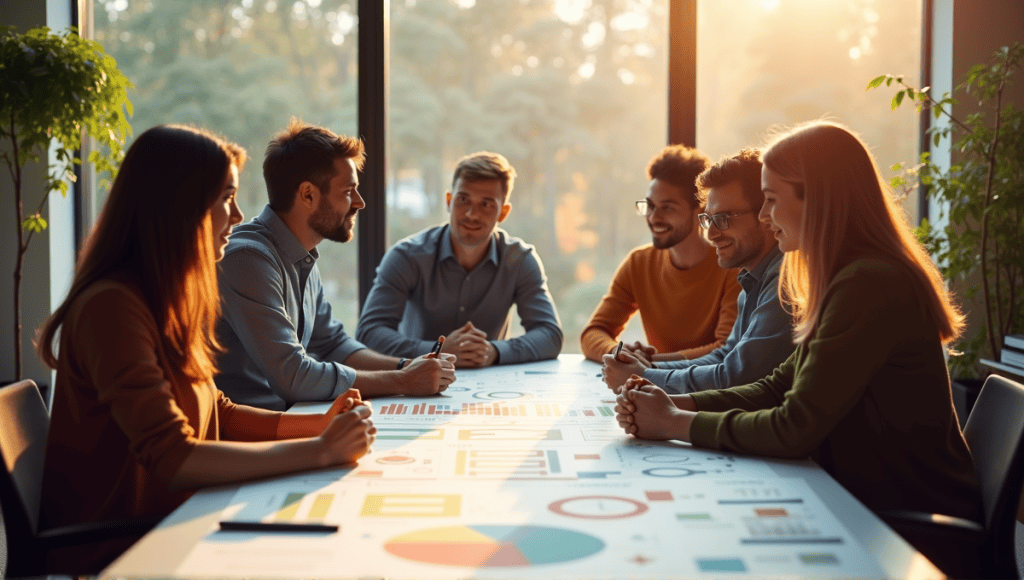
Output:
[
  {"xmin": 356, "ymin": 224, "xmax": 563, "ymax": 364},
  {"xmin": 215, "ymin": 205, "xmax": 366, "ymax": 410},
  {"xmin": 643, "ymin": 247, "xmax": 794, "ymax": 394}
]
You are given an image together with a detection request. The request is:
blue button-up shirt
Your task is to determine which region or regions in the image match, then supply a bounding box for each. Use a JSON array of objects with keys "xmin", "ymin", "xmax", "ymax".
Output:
[
  {"xmin": 643, "ymin": 247, "xmax": 793, "ymax": 393},
  {"xmin": 356, "ymin": 224, "xmax": 563, "ymax": 363},
  {"xmin": 215, "ymin": 205, "xmax": 366, "ymax": 410}
]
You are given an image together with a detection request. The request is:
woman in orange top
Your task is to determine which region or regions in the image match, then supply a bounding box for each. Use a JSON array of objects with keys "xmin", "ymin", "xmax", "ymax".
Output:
[{"xmin": 36, "ymin": 125, "xmax": 375, "ymax": 572}]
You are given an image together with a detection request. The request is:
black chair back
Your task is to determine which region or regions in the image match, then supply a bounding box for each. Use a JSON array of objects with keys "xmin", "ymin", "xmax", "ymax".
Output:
[
  {"xmin": 0, "ymin": 379, "xmax": 49, "ymax": 574},
  {"xmin": 963, "ymin": 374, "xmax": 1024, "ymax": 574}
]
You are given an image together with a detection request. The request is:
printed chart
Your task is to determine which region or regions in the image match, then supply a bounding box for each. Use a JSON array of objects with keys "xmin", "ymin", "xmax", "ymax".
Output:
[
  {"xmin": 164, "ymin": 357, "xmax": 924, "ymax": 579},
  {"xmin": 384, "ymin": 525, "xmax": 605, "ymax": 567}
]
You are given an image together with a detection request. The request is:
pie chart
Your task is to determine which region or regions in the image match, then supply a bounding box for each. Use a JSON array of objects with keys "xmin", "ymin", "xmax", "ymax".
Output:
[{"xmin": 384, "ymin": 524, "xmax": 604, "ymax": 567}]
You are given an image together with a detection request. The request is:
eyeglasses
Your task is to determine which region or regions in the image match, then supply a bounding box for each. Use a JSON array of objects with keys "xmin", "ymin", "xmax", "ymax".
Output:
[
  {"xmin": 697, "ymin": 210, "xmax": 756, "ymax": 231},
  {"xmin": 635, "ymin": 200, "xmax": 681, "ymax": 216}
]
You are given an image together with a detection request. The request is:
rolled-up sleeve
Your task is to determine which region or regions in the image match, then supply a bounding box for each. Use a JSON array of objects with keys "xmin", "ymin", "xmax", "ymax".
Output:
[
  {"xmin": 218, "ymin": 246, "xmax": 355, "ymax": 403},
  {"xmin": 494, "ymin": 249, "xmax": 563, "ymax": 364}
]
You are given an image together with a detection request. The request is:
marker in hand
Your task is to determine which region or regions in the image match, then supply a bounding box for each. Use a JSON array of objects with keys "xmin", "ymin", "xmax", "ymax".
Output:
[
  {"xmin": 430, "ymin": 335, "xmax": 445, "ymax": 357},
  {"xmin": 598, "ymin": 341, "xmax": 625, "ymax": 377}
]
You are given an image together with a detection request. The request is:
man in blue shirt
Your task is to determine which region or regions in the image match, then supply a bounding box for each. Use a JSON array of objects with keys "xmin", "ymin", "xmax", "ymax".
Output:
[
  {"xmin": 356, "ymin": 152, "xmax": 563, "ymax": 368},
  {"xmin": 602, "ymin": 149, "xmax": 794, "ymax": 393},
  {"xmin": 216, "ymin": 121, "xmax": 456, "ymax": 410}
]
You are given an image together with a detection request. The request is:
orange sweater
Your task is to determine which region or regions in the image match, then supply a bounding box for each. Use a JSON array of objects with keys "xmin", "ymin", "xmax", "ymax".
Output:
[
  {"xmin": 580, "ymin": 244, "xmax": 740, "ymax": 361},
  {"xmin": 41, "ymin": 279, "xmax": 279, "ymax": 532}
]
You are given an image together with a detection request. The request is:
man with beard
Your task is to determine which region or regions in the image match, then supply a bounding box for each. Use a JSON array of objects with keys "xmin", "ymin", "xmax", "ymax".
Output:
[
  {"xmin": 581, "ymin": 145, "xmax": 740, "ymax": 364},
  {"xmin": 355, "ymin": 152, "xmax": 562, "ymax": 368},
  {"xmin": 215, "ymin": 120, "xmax": 456, "ymax": 410},
  {"xmin": 601, "ymin": 149, "xmax": 794, "ymax": 393}
]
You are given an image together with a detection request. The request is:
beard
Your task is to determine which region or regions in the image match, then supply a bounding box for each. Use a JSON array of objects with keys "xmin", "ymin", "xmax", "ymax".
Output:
[
  {"xmin": 650, "ymin": 219, "xmax": 692, "ymax": 250},
  {"xmin": 717, "ymin": 236, "xmax": 765, "ymax": 269},
  {"xmin": 310, "ymin": 204, "xmax": 357, "ymax": 243}
]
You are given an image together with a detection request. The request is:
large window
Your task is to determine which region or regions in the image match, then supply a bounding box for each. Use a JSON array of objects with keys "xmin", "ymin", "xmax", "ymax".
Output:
[
  {"xmin": 387, "ymin": 0, "xmax": 669, "ymax": 353},
  {"xmin": 697, "ymin": 0, "xmax": 923, "ymax": 219},
  {"xmin": 92, "ymin": 0, "xmax": 362, "ymax": 323},
  {"xmin": 91, "ymin": 0, "xmax": 922, "ymax": 352}
]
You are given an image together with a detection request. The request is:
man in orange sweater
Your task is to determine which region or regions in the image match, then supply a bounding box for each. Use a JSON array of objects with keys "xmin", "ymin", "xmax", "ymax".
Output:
[{"xmin": 580, "ymin": 145, "xmax": 740, "ymax": 363}]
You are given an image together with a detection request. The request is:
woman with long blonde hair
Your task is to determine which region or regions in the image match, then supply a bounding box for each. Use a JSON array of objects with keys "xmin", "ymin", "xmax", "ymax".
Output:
[
  {"xmin": 37, "ymin": 125, "xmax": 375, "ymax": 573},
  {"xmin": 614, "ymin": 120, "xmax": 980, "ymax": 523}
]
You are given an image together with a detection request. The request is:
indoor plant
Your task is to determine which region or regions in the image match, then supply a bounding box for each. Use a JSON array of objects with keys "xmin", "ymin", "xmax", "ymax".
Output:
[
  {"xmin": 1, "ymin": 25, "xmax": 133, "ymax": 380},
  {"xmin": 868, "ymin": 44, "xmax": 1023, "ymax": 381}
]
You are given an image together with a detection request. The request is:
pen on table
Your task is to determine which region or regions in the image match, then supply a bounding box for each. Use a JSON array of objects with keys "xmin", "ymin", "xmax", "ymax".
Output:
[
  {"xmin": 219, "ymin": 520, "xmax": 339, "ymax": 533},
  {"xmin": 430, "ymin": 335, "xmax": 445, "ymax": 357},
  {"xmin": 597, "ymin": 341, "xmax": 626, "ymax": 377}
]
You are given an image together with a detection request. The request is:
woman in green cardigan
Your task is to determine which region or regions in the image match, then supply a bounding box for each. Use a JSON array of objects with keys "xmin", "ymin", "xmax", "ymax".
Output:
[{"xmin": 614, "ymin": 120, "xmax": 981, "ymax": 523}]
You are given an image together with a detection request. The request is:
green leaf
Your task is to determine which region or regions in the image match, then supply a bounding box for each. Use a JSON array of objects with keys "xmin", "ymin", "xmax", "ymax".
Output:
[
  {"xmin": 22, "ymin": 214, "xmax": 48, "ymax": 233},
  {"xmin": 866, "ymin": 75, "xmax": 886, "ymax": 90},
  {"xmin": 891, "ymin": 90, "xmax": 906, "ymax": 110}
]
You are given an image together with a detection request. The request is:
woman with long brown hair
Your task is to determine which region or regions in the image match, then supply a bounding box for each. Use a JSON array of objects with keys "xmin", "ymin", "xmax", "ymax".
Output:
[
  {"xmin": 37, "ymin": 125, "xmax": 375, "ymax": 571},
  {"xmin": 614, "ymin": 120, "xmax": 981, "ymax": 522}
]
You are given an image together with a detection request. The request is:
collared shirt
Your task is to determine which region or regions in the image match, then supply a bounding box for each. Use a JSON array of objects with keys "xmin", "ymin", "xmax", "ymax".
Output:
[
  {"xmin": 643, "ymin": 246, "xmax": 793, "ymax": 394},
  {"xmin": 356, "ymin": 224, "xmax": 563, "ymax": 364},
  {"xmin": 215, "ymin": 205, "xmax": 366, "ymax": 411}
]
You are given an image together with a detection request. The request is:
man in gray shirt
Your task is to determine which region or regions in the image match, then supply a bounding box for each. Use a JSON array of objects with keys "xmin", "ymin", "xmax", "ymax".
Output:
[
  {"xmin": 216, "ymin": 121, "xmax": 456, "ymax": 410},
  {"xmin": 356, "ymin": 152, "xmax": 563, "ymax": 368},
  {"xmin": 602, "ymin": 149, "xmax": 793, "ymax": 393}
]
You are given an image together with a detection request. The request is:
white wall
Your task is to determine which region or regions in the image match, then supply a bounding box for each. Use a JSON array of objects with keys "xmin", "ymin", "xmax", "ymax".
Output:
[{"xmin": 0, "ymin": 0, "xmax": 76, "ymax": 389}]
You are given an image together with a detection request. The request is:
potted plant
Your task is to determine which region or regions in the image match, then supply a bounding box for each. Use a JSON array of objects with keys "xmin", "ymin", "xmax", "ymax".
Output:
[
  {"xmin": 868, "ymin": 44, "xmax": 1024, "ymax": 394},
  {"xmin": 1, "ymin": 25, "xmax": 133, "ymax": 380}
]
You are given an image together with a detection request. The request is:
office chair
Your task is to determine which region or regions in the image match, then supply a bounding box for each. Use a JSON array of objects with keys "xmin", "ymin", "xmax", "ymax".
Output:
[
  {"xmin": 0, "ymin": 379, "xmax": 161, "ymax": 576},
  {"xmin": 880, "ymin": 374, "xmax": 1024, "ymax": 579}
]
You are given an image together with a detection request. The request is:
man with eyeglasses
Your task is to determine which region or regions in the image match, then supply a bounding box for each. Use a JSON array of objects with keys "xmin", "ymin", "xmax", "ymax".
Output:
[
  {"xmin": 601, "ymin": 149, "xmax": 794, "ymax": 394},
  {"xmin": 356, "ymin": 151, "xmax": 563, "ymax": 368},
  {"xmin": 581, "ymin": 145, "xmax": 741, "ymax": 365}
]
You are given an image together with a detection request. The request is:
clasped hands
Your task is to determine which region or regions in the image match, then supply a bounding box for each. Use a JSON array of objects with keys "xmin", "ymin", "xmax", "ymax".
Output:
[
  {"xmin": 440, "ymin": 321, "xmax": 498, "ymax": 368},
  {"xmin": 614, "ymin": 375, "xmax": 696, "ymax": 442},
  {"xmin": 317, "ymin": 388, "xmax": 376, "ymax": 463}
]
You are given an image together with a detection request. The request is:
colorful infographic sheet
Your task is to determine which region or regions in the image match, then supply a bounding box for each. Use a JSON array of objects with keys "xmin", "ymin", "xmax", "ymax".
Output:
[{"xmin": 175, "ymin": 358, "xmax": 886, "ymax": 579}]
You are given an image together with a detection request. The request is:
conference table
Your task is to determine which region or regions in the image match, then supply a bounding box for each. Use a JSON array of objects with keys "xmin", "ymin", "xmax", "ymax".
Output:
[{"xmin": 101, "ymin": 355, "xmax": 942, "ymax": 579}]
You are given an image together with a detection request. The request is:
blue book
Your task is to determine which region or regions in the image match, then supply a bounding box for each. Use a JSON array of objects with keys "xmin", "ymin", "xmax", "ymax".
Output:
[
  {"xmin": 1001, "ymin": 345, "xmax": 1024, "ymax": 369},
  {"xmin": 1004, "ymin": 334, "xmax": 1024, "ymax": 351}
]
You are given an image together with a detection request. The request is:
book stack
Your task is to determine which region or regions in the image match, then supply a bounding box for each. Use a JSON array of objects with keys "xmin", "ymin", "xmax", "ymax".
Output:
[
  {"xmin": 980, "ymin": 334, "xmax": 1024, "ymax": 381},
  {"xmin": 1002, "ymin": 334, "xmax": 1024, "ymax": 371}
]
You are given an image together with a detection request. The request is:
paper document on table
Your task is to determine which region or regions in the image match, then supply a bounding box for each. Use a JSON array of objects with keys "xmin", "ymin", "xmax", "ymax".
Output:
[
  {"xmin": 176, "ymin": 477, "xmax": 884, "ymax": 579},
  {"xmin": 218, "ymin": 478, "xmax": 348, "ymax": 527}
]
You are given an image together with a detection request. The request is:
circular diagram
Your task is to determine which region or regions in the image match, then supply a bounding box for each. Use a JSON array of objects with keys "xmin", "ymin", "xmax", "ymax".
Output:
[
  {"xmin": 376, "ymin": 455, "xmax": 415, "ymax": 465},
  {"xmin": 385, "ymin": 525, "xmax": 604, "ymax": 567},
  {"xmin": 548, "ymin": 496, "xmax": 649, "ymax": 519},
  {"xmin": 641, "ymin": 454, "xmax": 690, "ymax": 464},
  {"xmin": 472, "ymin": 391, "xmax": 530, "ymax": 400},
  {"xmin": 642, "ymin": 467, "xmax": 704, "ymax": 477}
]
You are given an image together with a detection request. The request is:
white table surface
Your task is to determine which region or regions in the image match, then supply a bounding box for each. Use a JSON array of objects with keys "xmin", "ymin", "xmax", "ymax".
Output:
[{"xmin": 102, "ymin": 355, "xmax": 942, "ymax": 579}]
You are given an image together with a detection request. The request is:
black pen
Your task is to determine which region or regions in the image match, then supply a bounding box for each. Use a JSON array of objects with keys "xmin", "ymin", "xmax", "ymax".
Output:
[
  {"xmin": 219, "ymin": 520, "xmax": 339, "ymax": 533},
  {"xmin": 597, "ymin": 341, "xmax": 625, "ymax": 377},
  {"xmin": 431, "ymin": 335, "xmax": 445, "ymax": 356}
]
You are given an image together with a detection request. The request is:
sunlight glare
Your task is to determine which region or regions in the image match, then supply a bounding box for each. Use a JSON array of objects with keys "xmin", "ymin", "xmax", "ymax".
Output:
[
  {"xmin": 610, "ymin": 11, "xmax": 648, "ymax": 31},
  {"xmin": 758, "ymin": 0, "xmax": 780, "ymax": 10},
  {"xmin": 849, "ymin": 46, "xmax": 861, "ymax": 59},
  {"xmin": 554, "ymin": 0, "xmax": 590, "ymax": 24},
  {"xmin": 581, "ymin": 21, "xmax": 606, "ymax": 48},
  {"xmin": 455, "ymin": 0, "xmax": 476, "ymax": 8}
]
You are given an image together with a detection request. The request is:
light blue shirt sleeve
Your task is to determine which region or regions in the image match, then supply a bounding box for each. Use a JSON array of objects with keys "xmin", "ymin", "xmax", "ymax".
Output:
[
  {"xmin": 356, "ymin": 226, "xmax": 562, "ymax": 364},
  {"xmin": 355, "ymin": 245, "xmax": 438, "ymax": 357},
  {"xmin": 494, "ymin": 248, "xmax": 563, "ymax": 364},
  {"xmin": 643, "ymin": 257, "xmax": 794, "ymax": 394}
]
